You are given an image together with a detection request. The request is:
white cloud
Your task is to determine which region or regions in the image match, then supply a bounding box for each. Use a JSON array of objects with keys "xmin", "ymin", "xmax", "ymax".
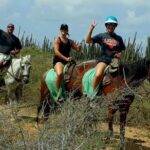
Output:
[
  {"xmin": 0, "ymin": 0, "xmax": 149, "ymax": 50},
  {"xmin": 0, "ymin": 0, "xmax": 9, "ymax": 9},
  {"xmin": 125, "ymin": 9, "xmax": 150, "ymax": 26},
  {"xmin": 122, "ymin": 0, "xmax": 150, "ymax": 7},
  {"xmin": 30, "ymin": 0, "xmax": 150, "ymax": 22}
]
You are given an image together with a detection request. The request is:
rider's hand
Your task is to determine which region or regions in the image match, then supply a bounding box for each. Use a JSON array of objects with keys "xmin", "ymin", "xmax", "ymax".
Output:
[
  {"xmin": 10, "ymin": 50, "xmax": 16, "ymax": 55},
  {"xmin": 90, "ymin": 21, "xmax": 97, "ymax": 31},
  {"xmin": 114, "ymin": 52, "xmax": 122, "ymax": 58},
  {"xmin": 67, "ymin": 57, "xmax": 73, "ymax": 62},
  {"xmin": 76, "ymin": 43, "xmax": 82, "ymax": 51}
]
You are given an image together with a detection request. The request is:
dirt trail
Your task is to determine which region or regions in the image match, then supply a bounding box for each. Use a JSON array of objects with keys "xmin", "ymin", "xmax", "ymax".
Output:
[
  {"xmin": 0, "ymin": 104, "xmax": 150, "ymax": 149},
  {"xmin": 99, "ymin": 123, "xmax": 150, "ymax": 148},
  {"xmin": 17, "ymin": 105, "xmax": 150, "ymax": 148}
]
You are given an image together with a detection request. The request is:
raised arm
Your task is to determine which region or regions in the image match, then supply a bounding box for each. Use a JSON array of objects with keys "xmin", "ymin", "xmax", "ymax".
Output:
[{"xmin": 86, "ymin": 22, "xmax": 97, "ymax": 44}]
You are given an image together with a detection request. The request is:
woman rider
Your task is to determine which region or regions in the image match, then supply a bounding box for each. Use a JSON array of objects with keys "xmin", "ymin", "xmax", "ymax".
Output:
[
  {"xmin": 53, "ymin": 24, "xmax": 81, "ymax": 93},
  {"xmin": 86, "ymin": 16, "xmax": 126, "ymax": 91}
]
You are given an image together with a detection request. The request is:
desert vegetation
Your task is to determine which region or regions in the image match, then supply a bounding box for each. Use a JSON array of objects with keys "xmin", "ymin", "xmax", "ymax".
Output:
[{"xmin": 0, "ymin": 34, "xmax": 150, "ymax": 150}]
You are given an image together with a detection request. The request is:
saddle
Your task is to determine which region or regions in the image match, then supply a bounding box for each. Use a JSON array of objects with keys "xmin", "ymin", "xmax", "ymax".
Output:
[
  {"xmin": 0, "ymin": 60, "xmax": 12, "ymax": 87},
  {"xmin": 0, "ymin": 59, "xmax": 11, "ymax": 73},
  {"xmin": 63, "ymin": 58, "xmax": 119, "ymax": 89},
  {"xmin": 63, "ymin": 60, "xmax": 76, "ymax": 83},
  {"xmin": 102, "ymin": 58, "xmax": 119, "ymax": 86}
]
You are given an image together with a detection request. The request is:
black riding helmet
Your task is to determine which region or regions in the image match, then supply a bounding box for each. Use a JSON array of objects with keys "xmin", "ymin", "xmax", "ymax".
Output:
[
  {"xmin": 60, "ymin": 24, "xmax": 68, "ymax": 30},
  {"xmin": 7, "ymin": 23, "xmax": 15, "ymax": 28}
]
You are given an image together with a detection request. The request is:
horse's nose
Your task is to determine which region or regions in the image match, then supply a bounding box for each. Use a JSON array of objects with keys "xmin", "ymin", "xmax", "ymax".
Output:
[{"xmin": 22, "ymin": 76, "xmax": 29, "ymax": 84}]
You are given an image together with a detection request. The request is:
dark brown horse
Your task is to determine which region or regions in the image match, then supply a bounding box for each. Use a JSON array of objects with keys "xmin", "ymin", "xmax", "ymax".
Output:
[{"xmin": 37, "ymin": 58, "xmax": 150, "ymax": 142}]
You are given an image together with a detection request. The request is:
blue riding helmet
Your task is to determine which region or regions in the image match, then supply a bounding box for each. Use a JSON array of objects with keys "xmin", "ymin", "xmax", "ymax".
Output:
[{"xmin": 105, "ymin": 16, "xmax": 118, "ymax": 26}]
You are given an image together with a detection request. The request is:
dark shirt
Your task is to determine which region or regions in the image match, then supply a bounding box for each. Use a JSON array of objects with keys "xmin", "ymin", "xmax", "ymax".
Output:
[
  {"xmin": 92, "ymin": 32, "xmax": 125, "ymax": 57},
  {"xmin": 53, "ymin": 37, "xmax": 71, "ymax": 66},
  {"xmin": 0, "ymin": 29, "xmax": 22, "ymax": 55}
]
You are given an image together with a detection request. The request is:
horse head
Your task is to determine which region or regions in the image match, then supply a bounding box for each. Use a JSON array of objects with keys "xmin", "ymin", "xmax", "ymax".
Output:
[
  {"xmin": 21, "ymin": 55, "xmax": 32, "ymax": 84},
  {"xmin": 4, "ymin": 55, "xmax": 32, "ymax": 85}
]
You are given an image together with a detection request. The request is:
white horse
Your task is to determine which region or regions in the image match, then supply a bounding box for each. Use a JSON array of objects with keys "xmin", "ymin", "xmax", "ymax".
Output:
[{"xmin": 0, "ymin": 55, "xmax": 31, "ymax": 104}]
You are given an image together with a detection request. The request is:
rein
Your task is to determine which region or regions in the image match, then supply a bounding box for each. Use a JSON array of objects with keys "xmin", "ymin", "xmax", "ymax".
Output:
[
  {"xmin": 121, "ymin": 59, "xmax": 150, "ymax": 99},
  {"xmin": 64, "ymin": 60, "xmax": 76, "ymax": 83}
]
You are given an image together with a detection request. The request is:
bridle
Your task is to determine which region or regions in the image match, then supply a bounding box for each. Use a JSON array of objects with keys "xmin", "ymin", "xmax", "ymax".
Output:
[{"xmin": 6, "ymin": 58, "xmax": 30, "ymax": 82}]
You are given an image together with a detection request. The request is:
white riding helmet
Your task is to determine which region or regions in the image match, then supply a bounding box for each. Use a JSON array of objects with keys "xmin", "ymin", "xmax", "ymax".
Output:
[{"xmin": 105, "ymin": 16, "xmax": 118, "ymax": 26}]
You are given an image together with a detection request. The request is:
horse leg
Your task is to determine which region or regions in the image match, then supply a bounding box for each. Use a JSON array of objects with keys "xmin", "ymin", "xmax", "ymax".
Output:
[
  {"xmin": 119, "ymin": 108, "xmax": 128, "ymax": 143},
  {"xmin": 37, "ymin": 79, "xmax": 51, "ymax": 123},
  {"xmin": 119, "ymin": 94, "xmax": 134, "ymax": 143},
  {"xmin": 108, "ymin": 104, "xmax": 117, "ymax": 137},
  {"xmin": 5, "ymin": 85, "xmax": 15, "ymax": 105},
  {"xmin": 37, "ymin": 98, "xmax": 50, "ymax": 123},
  {"xmin": 15, "ymin": 84, "xmax": 23, "ymax": 102}
]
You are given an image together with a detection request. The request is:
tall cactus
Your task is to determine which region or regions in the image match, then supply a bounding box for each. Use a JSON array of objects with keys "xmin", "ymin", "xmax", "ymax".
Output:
[
  {"xmin": 145, "ymin": 37, "xmax": 150, "ymax": 59},
  {"xmin": 121, "ymin": 33, "xmax": 142, "ymax": 64},
  {"xmin": 42, "ymin": 36, "xmax": 53, "ymax": 52}
]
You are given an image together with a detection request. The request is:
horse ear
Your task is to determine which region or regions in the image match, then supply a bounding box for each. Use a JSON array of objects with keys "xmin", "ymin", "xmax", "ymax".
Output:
[
  {"xmin": 24, "ymin": 55, "xmax": 31, "ymax": 64},
  {"xmin": 27, "ymin": 55, "xmax": 31, "ymax": 62}
]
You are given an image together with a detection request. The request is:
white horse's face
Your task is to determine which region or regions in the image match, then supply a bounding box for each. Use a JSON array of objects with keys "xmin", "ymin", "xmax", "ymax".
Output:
[
  {"xmin": 5, "ymin": 55, "xmax": 32, "ymax": 85},
  {"xmin": 21, "ymin": 55, "xmax": 32, "ymax": 84}
]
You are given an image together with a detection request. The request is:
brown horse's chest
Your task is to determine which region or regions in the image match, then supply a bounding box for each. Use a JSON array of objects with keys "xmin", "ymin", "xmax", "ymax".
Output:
[{"xmin": 103, "ymin": 76, "xmax": 124, "ymax": 95}]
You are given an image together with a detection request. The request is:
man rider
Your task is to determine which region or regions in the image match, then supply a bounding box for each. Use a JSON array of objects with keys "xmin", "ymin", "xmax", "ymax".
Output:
[{"xmin": 0, "ymin": 23, "xmax": 22, "ymax": 67}]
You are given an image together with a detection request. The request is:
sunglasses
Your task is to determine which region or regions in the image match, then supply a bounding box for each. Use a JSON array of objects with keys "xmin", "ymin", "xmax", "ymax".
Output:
[
  {"xmin": 106, "ymin": 23, "xmax": 117, "ymax": 27},
  {"xmin": 7, "ymin": 26, "xmax": 14, "ymax": 28}
]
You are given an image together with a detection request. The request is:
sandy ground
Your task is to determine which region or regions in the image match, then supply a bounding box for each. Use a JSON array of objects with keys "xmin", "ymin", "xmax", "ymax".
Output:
[
  {"xmin": 99, "ymin": 123, "xmax": 150, "ymax": 148},
  {"xmin": 0, "ymin": 103, "xmax": 150, "ymax": 149}
]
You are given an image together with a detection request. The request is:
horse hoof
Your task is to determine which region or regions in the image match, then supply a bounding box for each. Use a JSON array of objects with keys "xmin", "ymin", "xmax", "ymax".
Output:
[
  {"xmin": 104, "ymin": 136, "xmax": 111, "ymax": 144},
  {"xmin": 120, "ymin": 135, "xmax": 125, "ymax": 144},
  {"xmin": 89, "ymin": 102, "xmax": 96, "ymax": 108},
  {"xmin": 109, "ymin": 130, "xmax": 114, "ymax": 137}
]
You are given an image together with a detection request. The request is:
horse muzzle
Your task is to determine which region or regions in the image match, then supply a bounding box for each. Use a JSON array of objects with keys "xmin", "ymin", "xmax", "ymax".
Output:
[{"xmin": 22, "ymin": 76, "xmax": 29, "ymax": 84}]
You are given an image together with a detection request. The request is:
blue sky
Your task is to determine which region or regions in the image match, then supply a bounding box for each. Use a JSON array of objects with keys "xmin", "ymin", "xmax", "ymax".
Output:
[{"xmin": 0, "ymin": 0, "xmax": 149, "ymax": 51}]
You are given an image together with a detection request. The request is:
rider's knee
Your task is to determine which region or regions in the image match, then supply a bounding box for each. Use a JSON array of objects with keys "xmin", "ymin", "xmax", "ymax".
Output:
[
  {"xmin": 57, "ymin": 72, "xmax": 63, "ymax": 78},
  {"xmin": 95, "ymin": 72, "xmax": 102, "ymax": 78}
]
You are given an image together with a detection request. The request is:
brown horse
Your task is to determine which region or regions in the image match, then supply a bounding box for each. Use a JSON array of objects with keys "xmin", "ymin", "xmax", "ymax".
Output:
[{"xmin": 37, "ymin": 58, "xmax": 150, "ymax": 142}]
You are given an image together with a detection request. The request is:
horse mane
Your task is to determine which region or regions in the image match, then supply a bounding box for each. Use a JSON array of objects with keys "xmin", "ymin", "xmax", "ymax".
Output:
[{"xmin": 119, "ymin": 58, "xmax": 149, "ymax": 82}]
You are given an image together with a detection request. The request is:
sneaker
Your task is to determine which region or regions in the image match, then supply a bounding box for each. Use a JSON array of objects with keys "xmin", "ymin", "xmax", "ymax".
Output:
[{"xmin": 57, "ymin": 97, "xmax": 64, "ymax": 103}]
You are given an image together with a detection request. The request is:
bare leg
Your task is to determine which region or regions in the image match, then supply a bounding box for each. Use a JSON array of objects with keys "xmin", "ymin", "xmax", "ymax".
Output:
[
  {"xmin": 93, "ymin": 62, "xmax": 107, "ymax": 90},
  {"xmin": 54, "ymin": 62, "xmax": 64, "ymax": 91}
]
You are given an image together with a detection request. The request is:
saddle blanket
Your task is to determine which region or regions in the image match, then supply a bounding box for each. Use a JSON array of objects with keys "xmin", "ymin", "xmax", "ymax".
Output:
[
  {"xmin": 45, "ymin": 69, "xmax": 66, "ymax": 103},
  {"xmin": 82, "ymin": 66, "xmax": 110, "ymax": 98},
  {"xmin": 82, "ymin": 67, "xmax": 98, "ymax": 98}
]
